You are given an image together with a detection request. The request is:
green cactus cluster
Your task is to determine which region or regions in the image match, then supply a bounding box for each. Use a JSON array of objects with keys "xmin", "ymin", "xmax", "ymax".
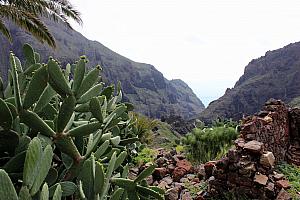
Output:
[{"xmin": 0, "ymin": 44, "xmax": 164, "ymax": 200}]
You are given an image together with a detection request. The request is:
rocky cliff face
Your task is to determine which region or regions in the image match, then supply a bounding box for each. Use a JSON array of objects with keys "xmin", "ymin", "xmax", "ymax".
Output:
[
  {"xmin": 0, "ymin": 20, "xmax": 205, "ymax": 119},
  {"xmin": 200, "ymin": 42, "xmax": 300, "ymax": 122}
]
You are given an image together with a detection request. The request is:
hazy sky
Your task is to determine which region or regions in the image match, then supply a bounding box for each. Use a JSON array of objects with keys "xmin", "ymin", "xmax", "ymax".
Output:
[{"xmin": 71, "ymin": 0, "xmax": 300, "ymax": 106}]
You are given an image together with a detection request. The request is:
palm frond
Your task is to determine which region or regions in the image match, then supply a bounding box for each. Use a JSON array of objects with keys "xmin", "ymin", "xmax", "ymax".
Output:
[
  {"xmin": 0, "ymin": 19, "xmax": 12, "ymax": 42},
  {"xmin": 0, "ymin": 5, "xmax": 56, "ymax": 47},
  {"xmin": 0, "ymin": 0, "xmax": 82, "ymax": 48}
]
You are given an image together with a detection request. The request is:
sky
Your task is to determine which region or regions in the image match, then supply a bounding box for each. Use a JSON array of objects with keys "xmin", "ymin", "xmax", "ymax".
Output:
[{"xmin": 71, "ymin": 0, "xmax": 300, "ymax": 106}]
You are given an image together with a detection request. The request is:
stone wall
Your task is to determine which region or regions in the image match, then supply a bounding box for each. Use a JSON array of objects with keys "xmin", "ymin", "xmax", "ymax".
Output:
[
  {"xmin": 287, "ymin": 108, "xmax": 300, "ymax": 165},
  {"xmin": 240, "ymin": 99, "xmax": 290, "ymax": 162},
  {"xmin": 205, "ymin": 99, "xmax": 300, "ymax": 199}
]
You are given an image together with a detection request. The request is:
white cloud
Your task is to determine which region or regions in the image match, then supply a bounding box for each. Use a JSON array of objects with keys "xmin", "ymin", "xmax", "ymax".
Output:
[{"xmin": 71, "ymin": 0, "xmax": 300, "ymax": 106}]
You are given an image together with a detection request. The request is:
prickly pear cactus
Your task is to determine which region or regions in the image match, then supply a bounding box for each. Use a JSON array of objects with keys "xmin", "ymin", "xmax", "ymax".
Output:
[{"xmin": 0, "ymin": 44, "xmax": 164, "ymax": 200}]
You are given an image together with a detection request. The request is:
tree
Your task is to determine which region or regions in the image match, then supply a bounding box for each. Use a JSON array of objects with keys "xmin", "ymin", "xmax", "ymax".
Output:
[{"xmin": 0, "ymin": 0, "xmax": 82, "ymax": 48}]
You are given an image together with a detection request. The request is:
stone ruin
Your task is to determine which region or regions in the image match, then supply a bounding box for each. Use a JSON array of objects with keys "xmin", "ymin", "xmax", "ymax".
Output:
[{"xmin": 205, "ymin": 99, "xmax": 300, "ymax": 199}]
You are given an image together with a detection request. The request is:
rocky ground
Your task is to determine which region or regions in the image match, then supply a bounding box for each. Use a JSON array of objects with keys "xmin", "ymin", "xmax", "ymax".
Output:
[{"xmin": 129, "ymin": 148, "xmax": 206, "ymax": 200}]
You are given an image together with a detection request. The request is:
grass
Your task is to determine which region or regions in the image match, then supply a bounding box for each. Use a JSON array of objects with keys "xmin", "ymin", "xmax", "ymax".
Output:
[
  {"xmin": 149, "ymin": 121, "xmax": 181, "ymax": 150},
  {"xmin": 277, "ymin": 163, "xmax": 300, "ymax": 200},
  {"xmin": 182, "ymin": 179, "xmax": 207, "ymax": 199},
  {"xmin": 133, "ymin": 147, "xmax": 158, "ymax": 166}
]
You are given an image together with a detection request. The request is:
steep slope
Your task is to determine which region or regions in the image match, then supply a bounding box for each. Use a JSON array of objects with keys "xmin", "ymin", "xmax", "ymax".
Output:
[
  {"xmin": 200, "ymin": 42, "xmax": 300, "ymax": 122},
  {"xmin": 0, "ymin": 20, "xmax": 205, "ymax": 119}
]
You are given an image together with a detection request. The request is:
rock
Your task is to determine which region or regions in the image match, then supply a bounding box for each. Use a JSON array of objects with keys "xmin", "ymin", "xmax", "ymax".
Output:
[
  {"xmin": 265, "ymin": 182, "xmax": 275, "ymax": 199},
  {"xmin": 173, "ymin": 167, "xmax": 187, "ymax": 182},
  {"xmin": 158, "ymin": 180, "xmax": 168, "ymax": 190},
  {"xmin": 276, "ymin": 180, "xmax": 291, "ymax": 189},
  {"xmin": 204, "ymin": 162, "xmax": 215, "ymax": 179},
  {"xmin": 153, "ymin": 168, "xmax": 167, "ymax": 179},
  {"xmin": 235, "ymin": 138, "xmax": 245, "ymax": 149},
  {"xmin": 130, "ymin": 167, "xmax": 139, "ymax": 174},
  {"xmin": 276, "ymin": 188, "xmax": 292, "ymax": 200},
  {"xmin": 238, "ymin": 163, "xmax": 256, "ymax": 177},
  {"xmin": 180, "ymin": 177, "xmax": 189, "ymax": 183},
  {"xmin": 193, "ymin": 177, "xmax": 200, "ymax": 183},
  {"xmin": 266, "ymin": 182, "xmax": 275, "ymax": 192},
  {"xmin": 162, "ymin": 176, "xmax": 173, "ymax": 185},
  {"xmin": 156, "ymin": 157, "xmax": 167, "ymax": 167},
  {"xmin": 195, "ymin": 164, "xmax": 206, "ymax": 180},
  {"xmin": 167, "ymin": 164, "xmax": 176, "ymax": 173},
  {"xmin": 186, "ymin": 174, "xmax": 196, "ymax": 180},
  {"xmin": 254, "ymin": 173, "xmax": 268, "ymax": 185},
  {"xmin": 260, "ymin": 151, "xmax": 275, "ymax": 167},
  {"xmin": 166, "ymin": 187, "xmax": 180, "ymax": 200},
  {"xmin": 274, "ymin": 173, "xmax": 285, "ymax": 180},
  {"xmin": 244, "ymin": 140, "xmax": 264, "ymax": 154},
  {"xmin": 174, "ymin": 154, "xmax": 185, "ymax": 160},
  {"xmin": 228, "ymin": 149, "xmax": 239, "ymax": 163},
  {"xmin": 174, "ymin": 182, "xmax": 184, "ymax": 189},
  {"xmin": 263, "ymin": 116, "xmax": 273, "ymax": 123},
  {"xmin": 182, "ymin": 191, "xmax": 192, "ymax": 200},
  {"xmin": 215, "ymin": 157, "xmax": 229, "ymax": 169},
  {"xmin": 207, "ymin": 176, "xmax": 215, "ymax": 185},
  {"xmin": 195, "ymin": 194, "xmax": 205, "ymax": 200},
  {"xmin": 176, "ymin": 159, "xmax": 193, "ymax": 173},
  {"xmin": 146, "ymin": 175, "xmax": 154, "ymax": 185},
  {"xmin": 128, "ymin": 172, "xmax": 137, "ymax": 180}
]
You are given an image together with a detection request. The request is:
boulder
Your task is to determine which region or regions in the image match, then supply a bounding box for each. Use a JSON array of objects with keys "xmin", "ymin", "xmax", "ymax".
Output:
[
  {"xmin": 274, "ymin": 173, "xmax": 285, "ymax": 180},
  {"xmin": 176, "ymin": 159, "xmax": 193, "ymax": 173},
  {"xmin": 182, "ymin": 191, "xmax": 192, "ymax": 200},
  {"xmin": 244, "ymin": 140, "xmax": 264, "ymax": 154},
  {"xmin": 156, "ymin": 157, "xmax": 167, "ymax": 167},
  {"xmin": 276, "ymin": 189, "xmax": 292, "ymax": 200},
  {"xmin": 276, "ymin": 180, "xmax": 291, "ymax": 189},
  {"xmin": 153, "ymin": 168, "xmax": 167, "ymax": 179},
  {"xmin": 158, "ymin": 180, "xmax": 168, "ymax": 190},
  {"xmin": 165, "ymin": 187, "xmax": 180, "ymax": 200},
  {"xmin": 260, "ymin": 151, "xmax": 275, "ymax": 167},
  {"xmin": 162, "ymin": 176, "xmax": 173, "ymax": 185},
  {"xmin": 254, "ymin": 173, "xmax": 268, "ymax": 185},
  {"xmin": 173, "ymin": 167, "xmax": 187, "ymax": 182}
]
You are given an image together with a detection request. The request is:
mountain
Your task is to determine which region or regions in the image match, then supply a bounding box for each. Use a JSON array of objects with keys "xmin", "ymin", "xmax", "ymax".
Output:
[
  {"xmin": 0, "ymin": 20, "xmax": 205, "ymax": 119},
  {"xmin": 200, "ymin": 42, "xmax": 300, "ymax": 122}
]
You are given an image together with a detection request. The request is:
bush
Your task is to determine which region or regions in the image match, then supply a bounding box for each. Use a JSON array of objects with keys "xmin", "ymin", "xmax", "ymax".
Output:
[
  {"xmin": 133, "ymin": 147, "xmax": 158, "ymax": 166},
  {"xmin": 0, "ymin": 44, "xmax": 164, "ymax": 200},
  {"xmin": 130, "ymin": 113, "xmax": 159, "ymax": 145},
  {"xmin": 182, "ymin": 121, "xmax": 239, "ymax": 163}
]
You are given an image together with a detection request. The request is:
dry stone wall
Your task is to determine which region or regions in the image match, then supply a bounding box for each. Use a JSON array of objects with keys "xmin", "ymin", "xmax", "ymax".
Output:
[{"xmin": 205, "ymin": 99, "xmax": 300, "ymax": 200}]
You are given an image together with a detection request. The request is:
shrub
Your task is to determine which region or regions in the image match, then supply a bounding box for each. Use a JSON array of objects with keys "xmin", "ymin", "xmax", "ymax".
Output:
[
  {"xmin": 0, "ymin": 44, "xmax": 164, "ymax": 200},
  {"xmin": 130, "ymin": 113, "xmax": 159, "ymax": 145},
  {"xmin": 133, "ymin": 147, "xmax": 158, "ymax": 166},
  {"xmin": 182, "ymin": 121, "xmax": 239, "ymax": 163}
]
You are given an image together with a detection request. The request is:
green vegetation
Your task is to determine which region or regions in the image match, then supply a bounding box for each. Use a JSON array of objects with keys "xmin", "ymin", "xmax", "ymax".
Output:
[
  {"xmin": 149, "ymin": 121, "xmax": 181, "ymax": 150},
  {"xmin": 0, "ymin": 0, "xmax": 81, "ymax": 47},
  {"xmin": 175, "ymin": 145, "xmax": 185, "ymax": 154},
  {"xmin": 277, "ymin": 163, "xmax": 300, "ymax": 200},
  {"xmin": 130, "ymin": 113, "xmax": 159, "ymax": 145},
  {"xmin": 0, "ymin": 44, "xmax": 164, "ymax": 199},
  {"xmin": 133, "ymin": 147, "xmax": 158, "ymax": 166},
  {"xmin": 182, "ymin": 120, "xmax": 239, "ymax": 163},
  {"xmin": 183, "ymin": 180, "xmax": 207, "ymax": 199}
]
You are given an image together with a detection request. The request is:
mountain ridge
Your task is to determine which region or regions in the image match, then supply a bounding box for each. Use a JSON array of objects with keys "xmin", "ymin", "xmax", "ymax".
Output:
[
  {"xmin": 200, "ymin": 41, "xmax": 300, "ymax": 122},
  {"xmin": 0, "ymin": 20, "xmax": 205, "ymax": 119}
]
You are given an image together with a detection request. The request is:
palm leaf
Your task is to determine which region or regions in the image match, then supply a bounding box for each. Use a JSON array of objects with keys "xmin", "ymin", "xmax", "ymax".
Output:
[
  {"xmin": 0, "ymin": 5, "xmax": 56, "ymax": 47},
  {"xmin": 0, "ymin": 0, "xmax": 82, "ymax": 48},
  {"xmin": 0, "ymin": 19, "xmax": 12, "ymax": 42}
]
